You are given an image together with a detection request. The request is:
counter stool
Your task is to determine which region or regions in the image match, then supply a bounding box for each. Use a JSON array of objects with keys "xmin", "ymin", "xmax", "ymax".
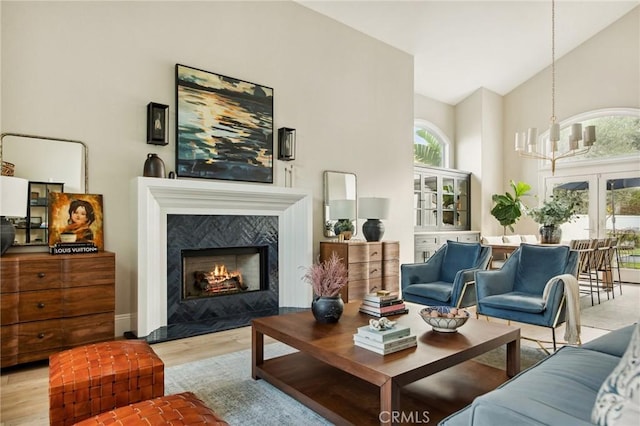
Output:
[
  {"xmin": 49, "ymin": 340, "xmax": 164, "ymax": 426},
  {"xmin": 72, "ymin": 392, "xmax": 229, "ymax": 425}
]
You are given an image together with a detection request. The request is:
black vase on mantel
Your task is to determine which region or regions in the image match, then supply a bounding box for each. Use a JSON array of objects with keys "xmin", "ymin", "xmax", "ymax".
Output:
[
  {"xmin": 539, "ymin": 225, "xmax": 562, "ymax": 244},
  {"xmin": 143, "ymin": 153, "xmax": 166, "ymax": 178}
]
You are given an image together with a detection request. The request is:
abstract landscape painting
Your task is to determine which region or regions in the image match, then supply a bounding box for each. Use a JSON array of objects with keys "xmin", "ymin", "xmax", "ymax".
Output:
[{"xmin": 176, "ymin": 64, "xmax": 273, "ymax": 183}]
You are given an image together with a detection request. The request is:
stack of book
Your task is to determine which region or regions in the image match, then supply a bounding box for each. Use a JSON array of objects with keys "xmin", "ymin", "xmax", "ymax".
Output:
[
  {"xmin": 353, "ymin": 324, "xmax": 417, "ymax": 355},
  {"xmin": 50, "ymin": 242, "xmax": 98, "ymax": 255},
  {"xmin": 359, "ymin": 292, "xmax": 408, "ymax": 317}
]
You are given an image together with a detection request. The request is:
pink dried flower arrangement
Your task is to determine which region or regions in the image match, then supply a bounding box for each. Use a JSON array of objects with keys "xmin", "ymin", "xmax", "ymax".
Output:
[{"xmin": 303, "ymin": 252, "xmax": 348, "ymax": 297}]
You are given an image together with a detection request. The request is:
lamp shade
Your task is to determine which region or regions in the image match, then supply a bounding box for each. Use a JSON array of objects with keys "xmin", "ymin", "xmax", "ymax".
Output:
[
  {"xmin": 329, "ymin": 199, "xmax": 356, "ymax": 220},
  {"xmin": 0, "ymin": 176, "xmax": 28, "ymax": 217},
  {"xmin": 358, "ymin": 197, "xmax": 390, "ymax": 219}
]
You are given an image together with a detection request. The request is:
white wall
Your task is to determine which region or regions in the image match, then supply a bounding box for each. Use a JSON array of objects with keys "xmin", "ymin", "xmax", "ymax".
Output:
[
  {"xmin": 503, "ymin": 6, "xmax": 640, "ymax": 236},
  {"xmin": 414, "ymin": 94, "xmax": 455, "ymax": 146},
  {"xmin": 1, "ymin": 1, "xmax": 414, "ymax": 333},
  {"xmin": 455, "ymin": 88, "xmax": 504, "ymax": 235}
]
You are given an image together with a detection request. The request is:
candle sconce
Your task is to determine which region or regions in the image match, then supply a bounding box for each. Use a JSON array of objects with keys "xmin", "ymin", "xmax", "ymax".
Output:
[{"xmin": 278, "ymin": 127, "xmax": 295, "ymax": 161}]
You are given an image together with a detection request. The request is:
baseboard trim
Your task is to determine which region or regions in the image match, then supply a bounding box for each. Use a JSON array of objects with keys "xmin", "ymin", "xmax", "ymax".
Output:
[{"xmin": 115, "ymin": 313, "xmax": 134, "ymax": 339}]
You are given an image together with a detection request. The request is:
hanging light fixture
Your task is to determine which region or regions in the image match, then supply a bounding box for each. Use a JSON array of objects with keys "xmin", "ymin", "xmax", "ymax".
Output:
[{"xmin": 515, "ymin": 0, "xmax": 596, "ymax": 175}]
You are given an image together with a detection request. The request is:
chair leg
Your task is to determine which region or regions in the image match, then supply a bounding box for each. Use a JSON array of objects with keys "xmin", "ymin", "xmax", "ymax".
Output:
[{"xmin": 552, "ymin": 328, "xmax": 557, "ymax": 352}]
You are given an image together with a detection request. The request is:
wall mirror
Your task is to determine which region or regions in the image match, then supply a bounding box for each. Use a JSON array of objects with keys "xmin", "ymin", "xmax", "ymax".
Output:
[
  {"xmin": 1, "ymin": 133, "xmax": 88, "ymax": 193},
  {"xmin": 323, "ymin": 170, "xmax": 357, "ymax": 238}
]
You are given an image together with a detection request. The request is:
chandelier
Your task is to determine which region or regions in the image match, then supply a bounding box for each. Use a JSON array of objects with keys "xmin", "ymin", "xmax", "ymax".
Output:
[{"xmin": 515, "ymin": 0, "xmax": 596, "ymax": 175}]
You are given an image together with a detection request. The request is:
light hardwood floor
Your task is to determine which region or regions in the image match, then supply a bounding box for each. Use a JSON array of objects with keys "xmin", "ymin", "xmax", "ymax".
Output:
[{"xmin": 0, "ymin": 314, "xmax": 615, "ymax": 425}]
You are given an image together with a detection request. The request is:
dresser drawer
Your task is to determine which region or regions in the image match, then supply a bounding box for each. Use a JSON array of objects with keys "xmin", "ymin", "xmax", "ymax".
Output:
[
  {"xmin": 1, "ymin": 324, "xmax": 18, "ymax": 366},
  {"xmin": 368, "ymin": 261, "xmax": 382, "ymax": 279},
  {"xmin": 17, "ymin": 260, "xmax": 62, "ymax": 291},
  {"xmin": 63, "ymin": 285, "xmax": 115, "ymax": 316},
  {"xmin": 18, "ymin": 319, "xmax": 63, "ymax": 353},
  {"xmin": 382, "ymin": 242, "xmax": 399, "ymax": 260},
  {"xmin": 382, "ymin": 259, "xmax": 399, "ymax": 277},
  {"xmin": 18, "ymin": 290, "xmax": 63, "ymax": 321},
  {"xmin": 0, "ymin": 260, "xmax": 19, "ymax": 293},
  {"xmin": 63, "ymin": 313, "xmax": 114, "ymax": 345},
  {"xmin": 63, "ymin": 254, "xmax": 116, "ymax": 287},
  {"xmin": 347, "ymin": 244, "xmax": 369, "ymax": 263},
  {"xmin": 348, "ymin": 263, "xmax": 370, "ymax": 281},
  {"xmin": 1, "ymin": 293, "xmax": 18, "ymax": 325}
]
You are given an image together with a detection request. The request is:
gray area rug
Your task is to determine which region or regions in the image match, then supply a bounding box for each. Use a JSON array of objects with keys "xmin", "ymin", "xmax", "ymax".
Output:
[
  {"xmin": 165, "ymin": 343, "xmax": 332, "ymax": 426},
  {"xmin": 165, "ymin": 341, "xmax": 548, "ymax": 425}
]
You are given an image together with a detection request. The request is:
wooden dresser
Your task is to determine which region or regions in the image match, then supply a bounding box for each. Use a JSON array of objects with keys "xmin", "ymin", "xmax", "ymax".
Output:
[
  {"xmin": 1, "ymin": 251, "xmax": 115, "ymax": 368},
  {"xmin": 320, "ymin": 241, "xmax": 399, "ymax": 303}
]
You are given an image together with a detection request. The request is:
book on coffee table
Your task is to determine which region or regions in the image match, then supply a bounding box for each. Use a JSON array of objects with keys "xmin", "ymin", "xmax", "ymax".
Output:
[
  {"xmin": 356, "ymin": 324, "xmax": 411, "ymax": 342},
  {"xmin": 353, "ymin": 333, "xmax": 417, "ymax": 355}
]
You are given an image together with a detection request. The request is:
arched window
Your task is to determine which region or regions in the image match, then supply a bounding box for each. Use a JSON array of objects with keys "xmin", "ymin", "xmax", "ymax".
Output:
[
  {"xmin": 539, "ymin": 108, "xmax": 640, "ymax": 168},
  {"xmin": 413, "ymin": 120, "xmax": 451, "ymax": 168}
]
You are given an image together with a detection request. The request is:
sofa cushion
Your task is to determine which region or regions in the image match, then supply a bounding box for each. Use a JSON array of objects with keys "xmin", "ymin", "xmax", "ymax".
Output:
[
  {"xmin": 481, "ymin": 236, "xmax": 503, "ymax": 245},
  {"xmin": 582, "ymin": 323, "xmax": 636, "ymax": 358},
  {"xmin": 468, "ymin": 346, "xmax": 621, "ymax": 425},
  {"xmin": 402, "ymin": 282, "xmax": 452, "ymax": 303},
  {"xmin": 592, "ymin": 323, "xmax": 640, "ymax": 425},
  {"xmin": 514, "ymin": 244, "xmax": 569, "ymax": 294},
  {"xmin": 502, "ymin": 235, "xmax": 521, "ymax": 244},
  {"xmin": 441, "ymin": 241, "xmax": 481, "ymax": 283}
]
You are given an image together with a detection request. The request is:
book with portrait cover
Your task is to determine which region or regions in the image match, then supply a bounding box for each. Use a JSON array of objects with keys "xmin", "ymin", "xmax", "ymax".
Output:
[{"xmin": 48, "ymin": 192, "xmax": 104, "ymax": 250}]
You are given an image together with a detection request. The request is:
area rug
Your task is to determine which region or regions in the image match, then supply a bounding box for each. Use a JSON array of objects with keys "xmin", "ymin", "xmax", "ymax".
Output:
[{"xmin": 165, "ymin": 342, "xmax": 548, "ymax": 425}]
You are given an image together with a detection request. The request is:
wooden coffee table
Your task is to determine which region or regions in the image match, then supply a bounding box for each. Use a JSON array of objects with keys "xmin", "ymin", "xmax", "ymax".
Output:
[{"xmin": 252, "ymin": 302, "xmax": 520, "ymax": 425}]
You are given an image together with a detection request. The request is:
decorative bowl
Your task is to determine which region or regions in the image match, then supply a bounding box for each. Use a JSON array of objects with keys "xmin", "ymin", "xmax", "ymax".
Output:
[{"xmin": 419, "ymin": 306, "xmax": 470, "ymax": 332}]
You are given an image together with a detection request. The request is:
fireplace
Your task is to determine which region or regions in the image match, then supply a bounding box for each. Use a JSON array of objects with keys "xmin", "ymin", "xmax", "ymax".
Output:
[
  {"xmin": 166, "ymin": 214, "xmax": 279, "ymax": 330},
  {"xmin": 133, "ymin": 177, "xmax": 313, "ymax": 339},
  {"xmin": 182, "ymin": 246, "xmax": 268, "ymax": 299}
]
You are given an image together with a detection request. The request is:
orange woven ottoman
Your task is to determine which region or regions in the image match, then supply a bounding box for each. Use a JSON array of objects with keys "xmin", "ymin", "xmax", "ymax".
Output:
[
  {"xmin": 72, "ymin": 392, "xmax": 229, "ymax": 426},
  {"xmin": 49, "ymin": 340, "xmax": 164, "ymax": 426}
]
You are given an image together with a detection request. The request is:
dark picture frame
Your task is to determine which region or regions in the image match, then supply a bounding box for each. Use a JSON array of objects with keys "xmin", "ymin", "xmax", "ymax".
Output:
[
  {"xmin": 175, "ymin": 64, "xmax": 274, "ymax": 183},
  {"xmin": 147, "ymin": 102, "xmax": 169, "ymax": 145}
]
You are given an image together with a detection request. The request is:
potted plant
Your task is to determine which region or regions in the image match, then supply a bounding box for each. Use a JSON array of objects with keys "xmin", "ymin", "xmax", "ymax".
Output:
[
  {"xmin": 490, "ymin": 180, "xmax": 531, "ymax": 234},
  {"xmin": 302, "ymin": 252, "xmax": 348, "ymax": 323},
  {"xmin": 527, "ymin": 197, "xmax": 577, "ymax": 243}
]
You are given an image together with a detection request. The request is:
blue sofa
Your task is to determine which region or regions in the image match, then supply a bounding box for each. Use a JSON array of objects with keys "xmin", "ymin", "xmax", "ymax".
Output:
[{"xmin": 439, "ymin": 323, "xmax": 636, "ymax": 426}]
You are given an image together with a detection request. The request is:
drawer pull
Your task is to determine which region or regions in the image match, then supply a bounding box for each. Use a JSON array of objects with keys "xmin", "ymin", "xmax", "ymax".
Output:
[
  {"xmin": 38, "ymin": 272, "xmax": 46, "ymax": 278},
  {"xmin": 37, "ymin": 333, "xmax": 45, "ymax": 339},
  {"xmin": 371, "ymin": 268, "xmax": 378, "ymax": 274},
  {"xmin": 37, "ymin": 302, "xmax": 45, "ymax": 309},
  {"xmin": 371, "ymin": 251, "xmax": 378, "ymax": 256}
]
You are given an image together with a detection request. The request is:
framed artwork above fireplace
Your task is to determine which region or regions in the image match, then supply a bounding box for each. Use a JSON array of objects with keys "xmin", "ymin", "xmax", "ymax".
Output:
[{"xmin": 175, "ymin": 64, "xmax": 274, "ymax": 183}]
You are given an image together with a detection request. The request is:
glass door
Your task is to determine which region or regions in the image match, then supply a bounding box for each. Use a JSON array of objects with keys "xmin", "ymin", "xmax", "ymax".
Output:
[
  {"xmin": 544, "ymin": 172, "xmax": 640, "ymax": 283},
  {"xmin": 545, "ymin": 174, "xmax": 597, "ymax": 242}
]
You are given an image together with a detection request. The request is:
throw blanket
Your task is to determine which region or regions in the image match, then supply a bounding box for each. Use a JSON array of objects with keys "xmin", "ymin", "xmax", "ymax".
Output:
[{"xmin": 542, "ymin": 273, "xmax": 581, "ymax": 345}]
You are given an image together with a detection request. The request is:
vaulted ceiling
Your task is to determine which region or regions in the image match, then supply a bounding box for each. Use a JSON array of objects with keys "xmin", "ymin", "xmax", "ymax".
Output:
[{"xmin": 298, "ymin": 1, "xmax": 639, "ymax": 105}]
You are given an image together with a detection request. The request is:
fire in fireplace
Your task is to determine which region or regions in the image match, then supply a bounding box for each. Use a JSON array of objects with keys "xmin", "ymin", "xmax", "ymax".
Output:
[{"xmin": 182, "ymin": 246, "xmax": 268, "ymax": 300}]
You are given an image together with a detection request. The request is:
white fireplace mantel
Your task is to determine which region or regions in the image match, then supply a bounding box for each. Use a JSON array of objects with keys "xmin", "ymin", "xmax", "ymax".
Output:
[{"xmin": 132, "ymin": 177, "xmax": 313, "ymax": 337}]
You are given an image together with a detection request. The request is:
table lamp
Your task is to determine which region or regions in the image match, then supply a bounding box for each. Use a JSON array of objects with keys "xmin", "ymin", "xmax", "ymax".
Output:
[
  {"xmin": 359, "ymin": 197, "xmax": 390, "ymax": 242},
  {"xmin": 0, "ymin": 176, "xmax": 28, "ymax": 255}
]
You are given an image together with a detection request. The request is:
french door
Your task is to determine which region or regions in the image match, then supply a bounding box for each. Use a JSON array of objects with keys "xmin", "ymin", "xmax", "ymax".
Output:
[{"xmin": 544, "ymin": 171, "xmax": 640, "ymax": 283}]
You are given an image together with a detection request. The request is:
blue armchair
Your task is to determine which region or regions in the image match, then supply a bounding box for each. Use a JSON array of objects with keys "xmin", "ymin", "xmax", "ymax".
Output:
[
  {"xmin": 401, "ymin": 241, "xmax": 492, "ymax": 308},
  {"xmin": 476, "ymin": 243, "xmax": 579, "ymax": 350}
]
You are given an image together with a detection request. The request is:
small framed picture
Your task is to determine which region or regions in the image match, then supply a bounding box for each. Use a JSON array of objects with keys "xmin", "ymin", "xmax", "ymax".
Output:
[{"xmin": 147, "ymin": 102, "xmax": 169, "ymax": 145}]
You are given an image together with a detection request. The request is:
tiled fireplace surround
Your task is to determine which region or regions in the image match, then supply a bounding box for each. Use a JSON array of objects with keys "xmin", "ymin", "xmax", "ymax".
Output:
[{"xmin": 133, "ymin": 177, "xmax": 313, "ymax": 339}]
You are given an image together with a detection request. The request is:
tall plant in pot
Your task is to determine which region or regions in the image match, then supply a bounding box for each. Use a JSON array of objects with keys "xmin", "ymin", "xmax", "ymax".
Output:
[
  {"xmin": 490, "ymin": 180, "xmax": 531, "ymax": 234},
  {"xmin": 303, "ymin": 252, "xmax": 348, "ymax": 323},
  {"xmin": 528, "ymin": 197, "xmax": 577, "ymax": 244}
]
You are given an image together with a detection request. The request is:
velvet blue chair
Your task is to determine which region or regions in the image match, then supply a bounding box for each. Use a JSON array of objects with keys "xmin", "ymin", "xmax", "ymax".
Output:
[
  {"xmin": 475, "ymin": 243, "xmax": 579, "ymax": 351},
  {"xmin": 401, "ymin": 241, "xmax": 492, "ymax": 308}
]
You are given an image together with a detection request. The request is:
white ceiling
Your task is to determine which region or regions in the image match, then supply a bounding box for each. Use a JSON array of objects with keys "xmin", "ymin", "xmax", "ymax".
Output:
[{"xmin": 298, "ymin": 0, "xmax": 639, "ymax": 105}]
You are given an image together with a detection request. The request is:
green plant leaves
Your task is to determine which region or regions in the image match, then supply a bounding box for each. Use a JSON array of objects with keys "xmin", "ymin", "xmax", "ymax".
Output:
[{"xmin": 490, "ymin": 180, "xmax": 531, "ymax": 233}]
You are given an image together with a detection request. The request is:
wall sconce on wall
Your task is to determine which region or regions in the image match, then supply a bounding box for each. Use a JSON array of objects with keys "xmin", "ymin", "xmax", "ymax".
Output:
[
  {"xmin": 278, "ymin": 127, "xmax": 296, "ymax": 161},
  {"xmin": 147, "ymin": 102, "xmax": 169, "ymax": 145}
]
